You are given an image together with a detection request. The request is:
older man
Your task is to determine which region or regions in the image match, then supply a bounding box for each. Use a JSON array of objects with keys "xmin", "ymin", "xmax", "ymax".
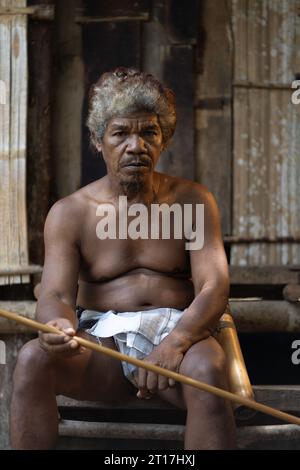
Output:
[{"xmin": 11, "ymin": 68, "xmax": 236, "ymax": 449}]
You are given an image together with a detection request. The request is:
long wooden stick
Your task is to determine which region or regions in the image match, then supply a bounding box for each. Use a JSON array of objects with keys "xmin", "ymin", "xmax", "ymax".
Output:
[{"xmin": 1, "ymin": 307, "xmax": 300, "ymax": 426}]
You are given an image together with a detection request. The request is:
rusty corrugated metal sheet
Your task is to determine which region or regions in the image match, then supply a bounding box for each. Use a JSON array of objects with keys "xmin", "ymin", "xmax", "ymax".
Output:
[
  {"xmin": 231, "ymin": 0, "xmax": 300, "ymax": 265},
  {"xmin": 232, "ymin": 0, "xmax": 300, "ymax": 84}
]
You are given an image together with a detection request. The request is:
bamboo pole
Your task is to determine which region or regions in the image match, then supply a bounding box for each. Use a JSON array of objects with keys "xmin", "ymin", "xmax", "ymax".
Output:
[{"xmin": 1, "ymin": 307, "xmax": 300, "ymax": 426}]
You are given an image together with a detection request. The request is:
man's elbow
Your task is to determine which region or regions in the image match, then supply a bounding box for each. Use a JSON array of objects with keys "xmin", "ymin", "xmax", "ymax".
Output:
[
  {"xmin": 217, "ymin": 276, "xmax": 230, "ymax": 308},
  {"xmin": 202, "ymin": 277, "xmax": 229, "ymax": 312},
  {"xmin": 204, "ymin": 274, "xmax": 229, "ymax": 298},
  {"xmin": 220, "ymin": 275, "xmax": 230, "ymax": 299}
]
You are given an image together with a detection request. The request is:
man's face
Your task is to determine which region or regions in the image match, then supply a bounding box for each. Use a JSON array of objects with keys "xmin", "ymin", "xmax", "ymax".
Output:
[{"xmin": 97, "ymin": 112, "xmax": 163, "ymax": 190}]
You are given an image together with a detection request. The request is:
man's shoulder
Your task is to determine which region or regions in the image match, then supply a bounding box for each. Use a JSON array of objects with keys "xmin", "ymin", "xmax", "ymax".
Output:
[
  {"xmin": 48, "ymin": 178, "xmax": 106, "ymax": 218},
  {"xmin": 45, "ymin": 178, "xmax": 106, "ymax": 234},
  {"xmin": 47, "ymin": 193, "xmax": 83, "ymax": 222},
  {"xmin": 159, "ymin": 172, "xmax": 214, "ymax": 205}
]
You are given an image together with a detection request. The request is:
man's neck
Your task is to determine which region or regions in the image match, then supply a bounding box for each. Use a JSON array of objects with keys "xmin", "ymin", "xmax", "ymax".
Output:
[{"xmin": 108, "ymin": 173, "xmax": 159, "ymax": 205}]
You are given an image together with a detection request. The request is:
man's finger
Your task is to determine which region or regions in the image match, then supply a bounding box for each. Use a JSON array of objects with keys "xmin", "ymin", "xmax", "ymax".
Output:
[
  {"xmin": 168, "ymin": 378, "xmax": 176, "ymax": 388},
  {"xmin": 41, "ymin": 333, "xmax": 67, "ymax": 345},
  {"xmin": 146, "ymin": 371, "xmax": 158, "ymax": 393},
  {"xmin": 137, "ymin": 367, "xmax": 152, "ymax": 399},
  {"xmin": 45, "ymin": 340, "xmax": 80, "ymax": 354},
  {"xmin": 68, "ymin": 339, "xmax": 79, "ymax": 349},
  {"xmin": 138, "ymin": 387, "xmax": 151, "ymax": 399},
  {"xmin": 158, "ymin": 373, "xmax": 169, "ymax": 391},
  {"xmin": 136, "ymin": 389, "xmax": 152, "ymax": 399},
  {"xmin": 62, "ymin": 327, "xmax": 76, "ymax": 336},
  {"xmin": 138, "ymin": 366, "xmax": 147, "ymax": 390}
]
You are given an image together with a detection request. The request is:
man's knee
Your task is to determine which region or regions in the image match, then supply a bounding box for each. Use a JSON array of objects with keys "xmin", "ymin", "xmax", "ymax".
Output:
[
  {"xmin": 181, "ymin": 339, "xmax": 226, "ymax": 383},
  {"xmin": 179, "ymin": 339, "xmax": 228, "ymax": 410},
  {"xmin": 13, "ymin": 339, "xmax": 53, "ymax": 390}
]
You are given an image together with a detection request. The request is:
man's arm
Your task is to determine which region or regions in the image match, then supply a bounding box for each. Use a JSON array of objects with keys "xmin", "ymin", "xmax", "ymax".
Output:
[
  {"xmin": 36, "ymin": 198, "xmax": 82, "ymax": 355},
  {"xmin": 166, "ymin": 187, "xmax": 229, "ymax": 352}
]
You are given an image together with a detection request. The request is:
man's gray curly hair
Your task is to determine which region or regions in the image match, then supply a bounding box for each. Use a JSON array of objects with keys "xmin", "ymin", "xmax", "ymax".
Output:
[{"xmin": 87, "ymin": 67, "xmax": 176, "ymax": 149}]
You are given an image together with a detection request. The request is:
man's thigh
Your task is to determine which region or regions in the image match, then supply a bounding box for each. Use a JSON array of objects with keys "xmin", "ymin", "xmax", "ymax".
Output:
[{"xmin": 54, "ymin": 335, "xmax": 135, "ymax": 402}]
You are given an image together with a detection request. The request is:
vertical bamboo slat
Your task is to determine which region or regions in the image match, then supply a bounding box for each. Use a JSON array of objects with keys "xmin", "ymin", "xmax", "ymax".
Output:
[
  {"xmin": 0, "ymin": 0, "xmax": 11, "ymax": 285},
  {"xmin": 0, "ymin": 0, "xmax": 29, "ymax": 284}
]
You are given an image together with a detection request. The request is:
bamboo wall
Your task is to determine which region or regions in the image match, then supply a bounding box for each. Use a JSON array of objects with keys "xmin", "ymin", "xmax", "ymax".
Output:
[{"xmin": 0, "ymin": 0, "xmax": 29, "ymax": 284}]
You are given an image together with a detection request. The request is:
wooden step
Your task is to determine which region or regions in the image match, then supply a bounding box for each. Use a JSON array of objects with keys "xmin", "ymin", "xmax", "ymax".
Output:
[
  {"xmin": 59, "ymin": 420, "xmax": 300, "ymax": 449},
  {"xmin": 57, "ymin": 385, "xmax": 300, "ymax": 412}
]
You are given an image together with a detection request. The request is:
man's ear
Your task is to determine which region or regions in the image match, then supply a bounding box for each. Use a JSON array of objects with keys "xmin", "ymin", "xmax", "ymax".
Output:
[{"xmin": 95, "ymin": 142, "xmax": 102, "ymax": 153}]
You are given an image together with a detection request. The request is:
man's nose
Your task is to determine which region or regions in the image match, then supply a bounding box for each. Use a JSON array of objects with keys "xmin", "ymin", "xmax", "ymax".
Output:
[{"xmin": 126, "ymin": 134, "xmax": 146, "ymax": 153}]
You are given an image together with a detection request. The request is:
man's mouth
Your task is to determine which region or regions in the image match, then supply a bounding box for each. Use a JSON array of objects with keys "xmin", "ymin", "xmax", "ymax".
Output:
[
  {"xmin": 126, "ymin": 162, "xmax": 148, "ymax": 167},
  {"xmin": 122, "ymin": 159, "xmax": 151, "ymax": 169}
]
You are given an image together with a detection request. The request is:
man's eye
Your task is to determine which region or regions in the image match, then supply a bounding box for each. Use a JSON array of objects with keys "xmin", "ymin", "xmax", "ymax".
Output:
[
  {"xmin": 143, "ymin": 130, "xmax": 157, "ymax": 136},
  {"xmin": 113, "ymin": 131, "xmax": 125, "ymax": 136}
]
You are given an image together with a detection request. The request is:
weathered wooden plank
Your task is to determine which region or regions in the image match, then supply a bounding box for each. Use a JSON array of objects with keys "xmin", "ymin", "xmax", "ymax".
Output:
[
  {"xmin": 52, "ymin": 0, "xmax": 84, "ymax": 198},
  {"xmin": 233, "ymin": 81, "xmax": 294, "ymax": 90},
  {"xmin": 253, "ymin": 385, "xmax": 300, "ymax": 411},
  {"xmin": 27, "ymin": 0, "xmax": 53, "ymax": 265},
  {"xmin": 59, "ymin": 420, "xmax": 185, "ymax": 441},
  {"xmin": 76, "ymin": 15, "xmax": 149, "ymax": 24},
  {"xmin": 0, "ymin": 265, "xmax": 42, "ymax": 275},
  {"xmin": 0, "ymin": 4, "xmax": 54, "ymax": 20},
  {"xmin": 57, "ymin": 385, "xmax": 300, "ymax": 412},
  {"xmin": 160, "ymin": 45, "xmax": 194, "ymax": 179},
  {"xmin": 237, "ymin": 424, "xmax": 300, "ymax": 449},
  {"xmin": 226, "ymin": 235, "xmax": 300, "ymax": 243},
  {"xmin": 57, "ymin": 395, "xmax": 178, "ymax": 411},
  {"xmin": 230, "ymin": 300, "xmax": 300, "ymax": 332},
  {"xmin": 82, "ymin": 0, "xmax": 150, "ymax": 19},
  {"xmin": 1, "ymin": 3, "xmax": 153, "ymax": 22},
  {"xmin": 195, "ymin": 0, "xmax": 232, "ymax": 235},
  {"xmin": 229, "ymin": 266, "xmax": 300, "ymax": 284},
  {"xmin": 58, "ymin": 420, "xmax": 300, "ymax": 449}
]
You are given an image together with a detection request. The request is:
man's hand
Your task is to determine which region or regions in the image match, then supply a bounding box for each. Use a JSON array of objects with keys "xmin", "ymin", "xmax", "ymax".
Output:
[
  {"xmin": 38, "ymin": 318, "xmax": 85, "ymax": 357},
  {"xmin": 137, "ymin": 340, "xmax": 184, "ymax": 399}
]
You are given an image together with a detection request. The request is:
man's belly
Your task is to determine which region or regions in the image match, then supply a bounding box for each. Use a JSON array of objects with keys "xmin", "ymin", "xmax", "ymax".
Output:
[{"xmin": 77, "ymin": 270, "xmax": 194, "ymax": 312}]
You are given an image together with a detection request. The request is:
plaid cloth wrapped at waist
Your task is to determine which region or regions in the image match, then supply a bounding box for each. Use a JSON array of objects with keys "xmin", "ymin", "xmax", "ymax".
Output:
[{"xmin": 76, "ymin": 307, "xmax": 184, "ymax": 386}]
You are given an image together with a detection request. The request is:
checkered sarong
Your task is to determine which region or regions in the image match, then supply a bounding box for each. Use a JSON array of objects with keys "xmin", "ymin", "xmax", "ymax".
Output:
[{"xmin": 77, "ymin": 307, "xmax": 184, "ymax": 387}]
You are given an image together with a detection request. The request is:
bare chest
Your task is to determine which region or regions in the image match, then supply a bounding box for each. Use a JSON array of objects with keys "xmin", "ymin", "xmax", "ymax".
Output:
[{"xmin": 79, "ymin": 215, "xmax": 190, "ymax": 282}]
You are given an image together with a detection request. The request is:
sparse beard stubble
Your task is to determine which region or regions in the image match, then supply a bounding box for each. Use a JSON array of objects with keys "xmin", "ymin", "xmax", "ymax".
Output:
[{"xmin": 119, "ymin": 174, "xmax": 147, "ymax": 197}]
